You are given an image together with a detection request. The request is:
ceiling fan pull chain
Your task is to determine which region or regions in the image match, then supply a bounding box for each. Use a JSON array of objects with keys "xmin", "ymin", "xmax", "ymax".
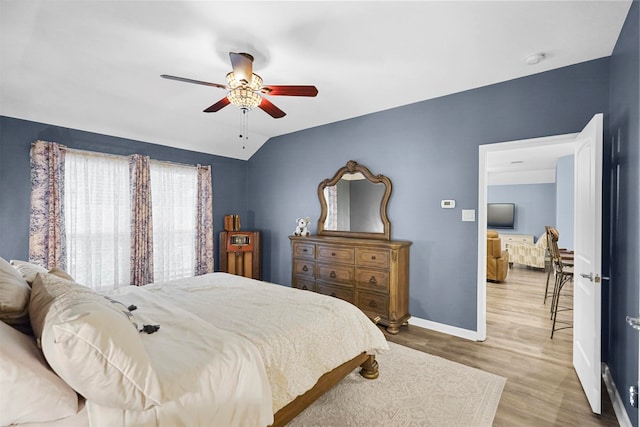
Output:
[{"xmin": 239, "ymin": 107, "xmax": 249, "ymax": 148}]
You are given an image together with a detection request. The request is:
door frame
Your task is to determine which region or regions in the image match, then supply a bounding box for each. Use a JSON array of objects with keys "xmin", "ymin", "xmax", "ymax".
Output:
[{"xmin": 477, "ymin": 132, "xmax": 577, "ymax": 340}]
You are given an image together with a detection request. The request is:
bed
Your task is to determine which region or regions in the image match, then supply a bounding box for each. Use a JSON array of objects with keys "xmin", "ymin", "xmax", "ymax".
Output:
[{"xmin": 0, "ymin": 259, "xmax": 389, "ymax": 427}]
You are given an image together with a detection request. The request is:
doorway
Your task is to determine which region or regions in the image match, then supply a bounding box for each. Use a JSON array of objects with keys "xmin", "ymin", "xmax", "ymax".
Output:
[
  {"xmin": 477, "ymin": 114, "xmax": 605, "ymax": 414},
  {"xmin": 476, "ymin": 132, "xmax": 577, "ymax": 340}
]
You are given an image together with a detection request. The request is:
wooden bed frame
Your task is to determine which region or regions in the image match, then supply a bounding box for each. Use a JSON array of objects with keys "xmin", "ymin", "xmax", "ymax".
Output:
[{"xmin": 271, "ymin": 353, "xmax": 379, "ymax": 426}]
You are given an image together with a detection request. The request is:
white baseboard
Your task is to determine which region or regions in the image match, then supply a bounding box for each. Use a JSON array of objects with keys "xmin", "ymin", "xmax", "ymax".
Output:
[
  {"xmin": 408, "ymin": 316, "xmax": 482, "ymax": 341},
  {"xmin": 603, "ymin": 363, "xmax": 632, "ymax": 427}
]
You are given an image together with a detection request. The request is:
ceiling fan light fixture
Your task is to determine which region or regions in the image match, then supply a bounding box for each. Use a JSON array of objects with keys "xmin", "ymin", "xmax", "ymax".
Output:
[
  {"xmin": 226, "ymin": 71, "xmax": 263, "ymax": 109},
  {"xmin": 227, "ymin": 87, "xmax": 262, "ymax": 109},
  {"xmin": 225, "ymin": 71, "xmax": 263, "ymax": 90}
]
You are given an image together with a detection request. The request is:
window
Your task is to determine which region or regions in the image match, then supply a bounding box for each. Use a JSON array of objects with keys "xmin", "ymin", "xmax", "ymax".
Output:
[
  {"xmin": 64, "ymin": 151, "xmax": 131, "ymax": 290},
  {"xmin": 64, "ymin": 150, "xmax": 202, "ymax": 290},
  {"xmin": 150, "ymin": 162, "xmax": 197, "ymax": 282}
]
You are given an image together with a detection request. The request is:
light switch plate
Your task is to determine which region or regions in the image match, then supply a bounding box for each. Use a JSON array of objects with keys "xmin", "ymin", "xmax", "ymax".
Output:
[{"xmin": 462, "ymin": 209, "xmax": 475, "ymax": 222}]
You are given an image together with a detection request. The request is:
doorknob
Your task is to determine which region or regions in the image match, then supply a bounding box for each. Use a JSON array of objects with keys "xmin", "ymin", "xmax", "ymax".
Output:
[
  {"xmin": 580, "ymin": 272, "xmax": 593, "ymax": 281},
  {"xmin": 579, "ymin": 272, "xmax": 609, "ymax": 283},
  {"xmin": 626, "ymin": 316, "xmax": 640, "ymax": 331}
]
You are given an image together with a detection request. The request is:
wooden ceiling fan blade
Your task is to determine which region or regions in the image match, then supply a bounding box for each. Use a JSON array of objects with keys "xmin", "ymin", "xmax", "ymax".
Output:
[
  {"xmin": 261, "ymin": 85, "xmax": 318, "ymax": 97},
  {"xmin": 229, "ymin": 52, "xmax": 253, "ymax": 83},
  {"xmin": 259, "ymin": 97, "xmax": 286, "ymax": 118},
  {"xmin": 203, "ymin": 97, "xmax": 231, "ymax": 112},
  {"xmin": 161, "ymin": 74, "xmax": 227, "ymax": 90}
]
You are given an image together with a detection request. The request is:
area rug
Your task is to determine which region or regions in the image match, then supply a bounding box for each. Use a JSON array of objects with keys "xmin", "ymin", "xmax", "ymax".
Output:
[{"xmin": 287, "ymin": 341, "xmax": 506, "ymax": 427}]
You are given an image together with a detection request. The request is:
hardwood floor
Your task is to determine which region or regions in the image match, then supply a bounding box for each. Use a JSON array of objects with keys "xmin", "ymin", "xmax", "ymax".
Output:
[{"xmin": 383, "ymin": 265, "xmax": 619, "ymax": 426}]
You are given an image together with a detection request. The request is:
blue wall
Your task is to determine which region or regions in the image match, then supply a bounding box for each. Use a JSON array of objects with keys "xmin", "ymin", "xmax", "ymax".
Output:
[
  {"xmin": 248, "ymin": 58, "xmax": 610, "ymax": 331},
  {"xmin": 0, "ymin": 116, "xmax": 249, "ymax": 270},
  {"xmin": 556, "ymin": 155, "xmax": 575, "ymax": 250},
  {"xmin": 487, "ymin": 183, "xmax": 555, "ymax": 240},
  {"xmin": 607, "ymin": 1, "xmax": 639, "ymax": 424}
]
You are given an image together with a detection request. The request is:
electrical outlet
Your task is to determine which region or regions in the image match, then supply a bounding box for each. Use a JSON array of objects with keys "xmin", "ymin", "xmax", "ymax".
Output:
[{"xmin": 629, "ymin": 385, "xmax": 638, "ymax": 408}]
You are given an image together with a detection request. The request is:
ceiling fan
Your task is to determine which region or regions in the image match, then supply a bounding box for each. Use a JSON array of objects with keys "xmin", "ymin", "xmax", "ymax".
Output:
[{"xmin": 161, "ymin": 52, "xmax": 318, "ymax": 119}]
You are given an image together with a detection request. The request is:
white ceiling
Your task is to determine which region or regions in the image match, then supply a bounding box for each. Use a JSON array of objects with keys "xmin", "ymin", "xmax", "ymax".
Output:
[
  {"xmin": 0, "ymin": 1, "xmax": 631, "ymax": 161},
  {"xmin": 487, "ymin": 136, "xmax": 576, "ymax": 185}
]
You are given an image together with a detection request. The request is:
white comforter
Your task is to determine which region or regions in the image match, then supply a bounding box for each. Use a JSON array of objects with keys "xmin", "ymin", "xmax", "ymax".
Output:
[{"xmin": 88, "ymin": 273, "xmax": 388, "ymax": 427}]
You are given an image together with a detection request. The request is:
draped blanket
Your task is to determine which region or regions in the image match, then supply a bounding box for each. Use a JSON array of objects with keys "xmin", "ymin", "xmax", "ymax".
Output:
[{"xmin": 88, "ymin": 273, "xmax": 389, "ymax": 427}]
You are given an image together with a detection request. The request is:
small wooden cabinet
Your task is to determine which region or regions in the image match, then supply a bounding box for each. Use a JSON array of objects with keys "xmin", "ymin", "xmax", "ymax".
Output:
[
  {"xmin": 289, "ymin": 235, "xmax": 411, "ymax": 334},
  {"xmin": 220, "ymin": 231, "xmax": 261, "ymax": 280}
]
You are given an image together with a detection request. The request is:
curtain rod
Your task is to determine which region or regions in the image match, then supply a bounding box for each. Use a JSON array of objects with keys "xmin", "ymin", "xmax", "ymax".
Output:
[
  {"xmin": 64, "ymin": 146, "xmax": 199, "ymax": 169},
  {"xmin": 32, "ymin": 141, "xmax": 208, "ymax": 170}
]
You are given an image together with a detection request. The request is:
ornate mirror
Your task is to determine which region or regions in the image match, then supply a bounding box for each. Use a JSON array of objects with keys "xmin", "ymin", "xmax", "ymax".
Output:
[{"xmin": 317, "ymin": 160, "xmax": 392, "ymax": 240}]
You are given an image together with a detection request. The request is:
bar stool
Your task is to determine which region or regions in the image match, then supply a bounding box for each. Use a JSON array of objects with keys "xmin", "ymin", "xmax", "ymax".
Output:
[
  {"xmin": 543, "ymin": 226, "xmax": 574, "ymax": 305},
  {"xmin": 548, "ymin": 228, "xmax": 573, "ymax": 338}
]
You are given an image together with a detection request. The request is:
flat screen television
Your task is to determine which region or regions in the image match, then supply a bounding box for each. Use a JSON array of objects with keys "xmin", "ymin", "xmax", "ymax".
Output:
[{"xmin": 487, "ymin": 203, "xmax": 515, "ymax": 229}]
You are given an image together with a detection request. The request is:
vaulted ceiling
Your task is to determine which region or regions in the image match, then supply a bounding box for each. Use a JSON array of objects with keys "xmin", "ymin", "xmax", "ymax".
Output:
[{"xmin": 0, "ymin": 1, "xmax": 631, "ymax": 160}]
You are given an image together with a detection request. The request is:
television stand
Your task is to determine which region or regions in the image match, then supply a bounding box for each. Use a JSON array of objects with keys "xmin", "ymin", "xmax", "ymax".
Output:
[{"xmin": 498, "ymin": 233, "xmax": 534, "ymax": 252}]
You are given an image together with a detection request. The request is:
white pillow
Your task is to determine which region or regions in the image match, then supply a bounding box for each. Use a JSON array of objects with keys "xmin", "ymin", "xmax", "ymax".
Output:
[
  {"xmin": 30, "ymin": 273, "xmax": 162, "ymax": 410},
  {"xmin": 0, "ymin": 320, "xmax": 78, "ymax": 425},
  {"xmin": 48, "ymin": 266, "xmax": 75, "ymax": 281},
  {"xmin": 10, "ymin": 259, "xmax": 49, "ymax": 284},
  {"xmin": 0, "ymin": 257, "xmax": 31, "ymax": 330}
]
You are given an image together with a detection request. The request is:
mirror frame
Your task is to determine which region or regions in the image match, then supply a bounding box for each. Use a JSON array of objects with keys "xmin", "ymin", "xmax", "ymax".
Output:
[{"xmin": 317, "ymin": 160, "xmax": 392, "ymax": 240}]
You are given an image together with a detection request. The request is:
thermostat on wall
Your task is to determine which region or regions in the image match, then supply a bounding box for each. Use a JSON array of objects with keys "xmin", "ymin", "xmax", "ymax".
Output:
[{"xmin": 441, "ymin": 200, "xmax": 456, "ymax": 209}]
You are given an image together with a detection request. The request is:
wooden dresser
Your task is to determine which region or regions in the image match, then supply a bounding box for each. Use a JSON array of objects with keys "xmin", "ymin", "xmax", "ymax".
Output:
[{"xmin": 289, "ymin": 235, "xmax": 411, "ymax": 334}]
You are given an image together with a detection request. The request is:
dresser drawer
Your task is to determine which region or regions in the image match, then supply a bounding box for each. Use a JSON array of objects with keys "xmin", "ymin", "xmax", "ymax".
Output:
[
  {"xmin": 293, "ymin": 259, "xmax": 315, "ymax": 279},
  {"xmin": 317, "ymin": 282, "xmax": 354, "ymax": 303},
  {"xmin": 356, "ymin": 248, "xmax": 390, "ymax": 268},
  {"xmin": 355, "ymin": 268, "xmax": 390, "ymax": 293},
  {"xmin": 317, "ymin": 262, "xmax": 354, "ymax": 285},
  {"xmin": 357, "ymin": 291, "xmax": 388, "ymax": 319},
  {"xmin": 292, "ymin": 277, "xmax": 316, "ymax": 292},
  {"xmin": 293, "ymin": 241, "xmax": 315, "ymax": 259},
  {"xmin": 317, "ymin": 245, "xmax": 354, "ymax": 264}
]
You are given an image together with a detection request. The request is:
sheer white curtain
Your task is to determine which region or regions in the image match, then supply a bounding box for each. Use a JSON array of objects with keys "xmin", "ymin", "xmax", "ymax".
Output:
[
  {"xmin": 64, "ymin": 151, "xmax": 131, "ymax": 290},
  {"xmin": 150, "ymin": 161, "xmax": 197, "ymax": 282}
]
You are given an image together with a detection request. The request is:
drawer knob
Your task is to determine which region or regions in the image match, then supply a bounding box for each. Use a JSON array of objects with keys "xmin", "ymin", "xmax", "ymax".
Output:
[
  {"xmin": 302, "ymin": 248, "xmax": 308, "ymax": 252},
  {"xmin": 368, "ymin": 300, "xmax": 378, "ymax": 308},
  {"xmin": 371, "ymin": 255, "xmax": 376, "ymax": 260},
  {"xmin": 331, "ymin": 252, "xmax": 336, "ymax": 256},
  {"xmin": 369, "ymin": 276, "xmax": 377, "ymax": 284},
  {"xmin": 302, "ymin": 265, "xmax": 308, "ymax": 272},
  {"xmin": 330, "ymin": 271, "xmax": 337, "ymax": 278},
  {"xmin": 330, "ymin": 292, "xmax": 337, "ymax": 297}
]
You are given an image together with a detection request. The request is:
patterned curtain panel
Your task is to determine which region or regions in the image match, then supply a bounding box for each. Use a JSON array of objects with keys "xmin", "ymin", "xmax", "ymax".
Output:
[
  {"xmin": 129, "ymin": 154, "xmax": 154, "ymax": 286},
  {"xmin": 29, "ymin": 141, "xmax": 67, "ymax": 269},
  {"xmin": 195, "ymin": 164, "xmax": 214, "ymax": 275}
]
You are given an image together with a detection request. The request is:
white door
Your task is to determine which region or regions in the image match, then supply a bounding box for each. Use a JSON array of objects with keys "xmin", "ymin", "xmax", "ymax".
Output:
[{"xmin": 573, "ymin": 113, "xmax": 603, "ymax": 414}]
